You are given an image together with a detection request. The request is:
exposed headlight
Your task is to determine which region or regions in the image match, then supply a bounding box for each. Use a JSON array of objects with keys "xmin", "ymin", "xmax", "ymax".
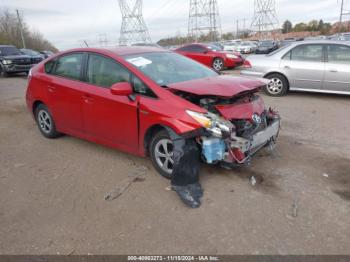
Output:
[
  {"xmin": 186, "ymin": 110, "xmax": 212, "ymax": 128},
  {"xmin": 2, "ymin": 59, "xmax": 12, "ymax": 65},
  {"xmin": 186, "ymin": 110, "xmax": 234, "ymax": 137},
  {"xmin": 226, "ymin": 54, "xmax": 238, "ymax": 59}
]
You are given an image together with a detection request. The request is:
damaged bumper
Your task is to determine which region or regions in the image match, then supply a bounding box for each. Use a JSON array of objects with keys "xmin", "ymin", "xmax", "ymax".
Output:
[{"xmin": 199, "ymin": 110, "xmax": 280, "ymax": 166}]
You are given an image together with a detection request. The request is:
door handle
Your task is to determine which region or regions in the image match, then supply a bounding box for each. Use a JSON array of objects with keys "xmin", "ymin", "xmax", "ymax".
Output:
[
  {"xmin": 329, "ymin": 69, "xmax": 338, "ymax": 73},
  {"xmin": 82, "ymin": 94, "xmax": 94, "ymax": 103},
  {"xmin": 48, "ymin": 85, "xmax": 56, "ymax": 93},
  {"xmin": 284, "ymin": 65, "xmax": 291, "ymax": 69}
]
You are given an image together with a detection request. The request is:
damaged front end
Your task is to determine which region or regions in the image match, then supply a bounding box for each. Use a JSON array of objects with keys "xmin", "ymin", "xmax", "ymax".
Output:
[{"xmin": 177, "ymin": 89, "xmax": 281, "ymax": 167}]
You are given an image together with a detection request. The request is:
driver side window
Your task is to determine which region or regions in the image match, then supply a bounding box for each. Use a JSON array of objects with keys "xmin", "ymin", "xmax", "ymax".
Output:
[{"xmin": 86, "ymin": 54, "xmax": 131, "ymax": 88}]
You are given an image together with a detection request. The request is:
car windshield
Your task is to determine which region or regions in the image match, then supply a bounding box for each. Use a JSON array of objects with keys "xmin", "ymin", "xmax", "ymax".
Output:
[
  {"xmin": 0, "ymin": 46, "xmax": 22, "ymax": 56},
  {"xmin": 21, "ymin": 49, "xmax": 40, "ymax": 56},
  {"xmin": 124, "ymin": 52, "xmax": 218, "ymax": 86},
  {"xmin": 267, "ymin": 44, "xmax": 291, "ymax": 56},
  {"xmin": 206, "ymin": 44, "xmax": 222, "ymax": 51},
  {"xmin": 260, "ymin": 41, "xmax": 273, "ymax": 47}
]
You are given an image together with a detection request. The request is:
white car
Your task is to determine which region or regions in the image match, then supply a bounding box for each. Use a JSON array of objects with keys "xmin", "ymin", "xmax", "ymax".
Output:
[{"xmin": 236, "ymin": 41, "xmax": 257, "ymax": 54}]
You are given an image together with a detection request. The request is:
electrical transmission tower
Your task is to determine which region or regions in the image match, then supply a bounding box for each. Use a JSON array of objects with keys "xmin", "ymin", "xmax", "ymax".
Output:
[
  {"xmin": 251, "ymin": 0, "xmax": 279, "ymax": 34},
  {"xmin": 339, "ymin": 0, "xmax": 350, "ymax": 32},
  {"xmin": 188, "ymin": 0, "xmax": 222, "ymax": 41},
  {"xmin": 118, "ymin": 0, "xmax": 151, "ymax": 45}
]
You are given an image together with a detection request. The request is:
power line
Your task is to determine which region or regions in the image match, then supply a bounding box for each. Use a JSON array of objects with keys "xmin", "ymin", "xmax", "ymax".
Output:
[
  {"xmin": 251, "ymin": 0, "xmax": 279, "ymax": 34},
  {"xmin": 188, "ymin": 0, "xmax": 222, "ymax": 41},
  {"xmin": 118, "ymin": 0, "xmax": 152, "ymax": 45}
]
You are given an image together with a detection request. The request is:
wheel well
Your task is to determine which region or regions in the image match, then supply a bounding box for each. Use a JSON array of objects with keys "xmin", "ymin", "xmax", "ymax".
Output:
[
  {"xmin": 32, "ymin": 100, "xmax": 44, "ymax": 115},
  {"xmin": 143, "ymin": 125, "xmax": 166, "ymax": 156},
  {"xmin": 264, "ymin": 72, "xmax": 290, "ymax": 89}
]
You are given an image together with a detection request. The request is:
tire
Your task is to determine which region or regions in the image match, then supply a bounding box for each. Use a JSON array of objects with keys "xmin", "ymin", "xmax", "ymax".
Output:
[
  {"xmin": 149, "ymin": 130, "xmax": 174, "ymax": 179},
  {"xmin": 212, "ymin": 58, "xmax": 224, "ymax": 71},
  {"xmin": 35, "ymin": 104, "xmax": 61, "ymax": 138},
  {"xmin": 264, "ymin": 73, "xmax": 289, "ymax": 96}
]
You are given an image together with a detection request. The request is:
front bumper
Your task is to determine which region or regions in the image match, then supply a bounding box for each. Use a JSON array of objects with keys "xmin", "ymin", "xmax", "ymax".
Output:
[
  {"xmin": 200, "ymin": 113, "xmax": 280, "ymax": 165},
  {"xmin": 3, "ymin": 64, "xmax": 33, "ymax": 73}
]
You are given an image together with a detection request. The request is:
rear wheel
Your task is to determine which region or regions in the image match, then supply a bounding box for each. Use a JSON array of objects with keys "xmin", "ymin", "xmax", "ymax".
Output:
[
  {"xmin": 264, "ymin": 73, "xmax": 288, "ymax": 96},
  {"xmin": 35, "ymin": 104, "xmax": 61, "ymax": 138},
  {"xmin": 150, "ymin": 130, "xmax": 174, "ymax": 179},
  {"xmin": 212, "ymin": 58, "xmax": 224, "ymax": 71}
]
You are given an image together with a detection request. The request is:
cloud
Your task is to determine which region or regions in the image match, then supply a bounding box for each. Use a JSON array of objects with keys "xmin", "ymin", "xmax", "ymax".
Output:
[{"xmin": 1, "ymin": 0, "xmax": 345, "ymax": 50}]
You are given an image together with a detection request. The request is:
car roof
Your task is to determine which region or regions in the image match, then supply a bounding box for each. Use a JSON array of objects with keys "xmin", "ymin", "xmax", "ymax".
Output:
[
  {"xmin": 290, "ymin": 40, "xmax": 350, "ymax": 46},
  {"xmin": 59, "ymin": 46, "xmax": 168, "ymax": 56},
  {"xmin": 0, "ymin": 45, "xmax": 16, "ymax": 48}
]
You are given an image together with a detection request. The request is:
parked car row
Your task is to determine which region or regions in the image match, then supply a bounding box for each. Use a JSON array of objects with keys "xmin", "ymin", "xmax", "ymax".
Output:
[{"xmin": 0, "ymin": 45, "xmax": 54, "ymax": 76}]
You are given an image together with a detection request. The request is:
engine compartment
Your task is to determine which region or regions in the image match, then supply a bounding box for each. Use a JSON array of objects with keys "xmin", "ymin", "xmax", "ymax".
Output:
[{"xmin": 172, "ymin": 88, "xmax": 280, "ymax": 166}]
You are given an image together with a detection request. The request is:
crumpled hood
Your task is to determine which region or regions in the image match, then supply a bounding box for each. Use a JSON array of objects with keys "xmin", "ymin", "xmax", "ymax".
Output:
[{"xmin": 168, "ymin": 75, "xmax": 268, "ymax": 98}]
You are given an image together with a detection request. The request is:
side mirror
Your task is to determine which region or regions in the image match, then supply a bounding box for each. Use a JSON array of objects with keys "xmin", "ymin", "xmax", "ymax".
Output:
[{"xmin": 110, "ymin": 82, "xmax": 133, "ymax": 96}]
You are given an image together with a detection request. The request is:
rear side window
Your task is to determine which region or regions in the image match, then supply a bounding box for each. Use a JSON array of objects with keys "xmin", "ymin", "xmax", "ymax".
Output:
[
  {"xmin": 53, "ymin": 53, "xmax": 83, "ymax": 80},
  {"xmin": 86, "ymin": 54, "xmax": 131, "ymax": 88},
  {"xmin": 327, "ymin": 45, "xmax": 350, "ymax": 64},
  {"xmin": 284, "ymin": 44, "xmax": 323, "ymax": 62}
]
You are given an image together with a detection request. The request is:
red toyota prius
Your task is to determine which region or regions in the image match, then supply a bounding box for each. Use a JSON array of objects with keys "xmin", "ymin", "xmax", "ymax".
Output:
[{"xmin": 26, "ymin": 47, "xmax": 280, "ymax": 207}]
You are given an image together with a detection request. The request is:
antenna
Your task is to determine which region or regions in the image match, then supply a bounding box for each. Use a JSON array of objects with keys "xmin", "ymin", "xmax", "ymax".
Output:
[
  {"xmin": 251, "ymin": 0, "xmax": 279, "ymax": 34},
  {"xmin": 118, "ymin": 0, "xmax": 152, "ymax": 45},
  {"xmin": 188, "ymin": 0, "xmax": 222, "ymax": 41}
]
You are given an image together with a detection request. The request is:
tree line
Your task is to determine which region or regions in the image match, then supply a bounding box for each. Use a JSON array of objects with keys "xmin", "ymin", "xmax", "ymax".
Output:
[
  {"xmin": 0, "ymin": 9, "xmax": 58, "ymax": 52},
  {"xmin": 282, "ymin": 19, "xmax": 335, "ymax": 34}
]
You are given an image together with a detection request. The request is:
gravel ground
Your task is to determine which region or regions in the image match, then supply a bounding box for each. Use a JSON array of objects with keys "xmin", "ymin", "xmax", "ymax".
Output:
[{"xmin": 0, "ymin": 74, "xmax": 349, "ymax": 255}]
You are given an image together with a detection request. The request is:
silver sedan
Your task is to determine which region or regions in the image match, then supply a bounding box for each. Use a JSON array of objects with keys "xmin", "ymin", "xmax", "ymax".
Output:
[{"xmin": 240, "ymin": 40, "xmax": 350, "ymax": 96}]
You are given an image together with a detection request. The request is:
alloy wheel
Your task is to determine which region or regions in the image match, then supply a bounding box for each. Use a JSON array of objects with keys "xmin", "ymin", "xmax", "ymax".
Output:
[
  {"xmin": 37, "ymin": 109, "xmax": 52, "ymax": 134},
  {"xmin": 154, "ymin": 138, "xmax": 174, "ymax": 175},
  {"xmin": 267, "ymin": 78, "xmax": 283, "ymax": 95},
  {"xmin": 213, "ymin": 59, "xmax": 224, "ymax": 71}
]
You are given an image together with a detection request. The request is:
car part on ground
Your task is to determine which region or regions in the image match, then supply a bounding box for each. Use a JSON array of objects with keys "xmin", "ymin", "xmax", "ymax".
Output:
[
  {"xmin": 0, "ymin": 45, "xmax": 34, "ymax": 76},
  {"xmin": 240, "ymin": 40, "xmax": 350, "ymax": 96},
  {"xmin": 26, "ymin": 47, "xmax": 280, "ymax": 208}
]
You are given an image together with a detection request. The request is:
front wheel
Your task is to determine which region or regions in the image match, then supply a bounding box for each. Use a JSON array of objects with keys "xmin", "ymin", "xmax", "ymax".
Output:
[
  {"xmin": 212, "ymin": 58, "xmax": 224, "ymax": 71},
  {"xmin": 150, "ymin": 130, "xmax": 174, "ymax": 179},
  {"xmin": 264, "ymin": 73, "xmax": 289, "ymax": 96}
]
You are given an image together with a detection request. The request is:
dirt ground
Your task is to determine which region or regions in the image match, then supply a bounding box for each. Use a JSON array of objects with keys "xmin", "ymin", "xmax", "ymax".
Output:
[{"xmin": 0, "ymin": 74, "xmax": 349, "ymax": 255}]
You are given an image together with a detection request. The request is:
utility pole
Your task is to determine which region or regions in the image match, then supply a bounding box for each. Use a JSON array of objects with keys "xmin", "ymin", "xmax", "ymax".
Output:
[
  {"xmin": 16, "ymin": 9, "xmax": 26, "ymax": 49},
  {"xmin": 339, "ymin": 0, "xmax": 350, "ymax": 33},
  {"xmin": 188, "ymin": 0, "xmax": 222, "ymax": 42}
]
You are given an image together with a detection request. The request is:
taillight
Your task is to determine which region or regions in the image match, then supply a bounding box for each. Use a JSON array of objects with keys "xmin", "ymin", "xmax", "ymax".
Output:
[{"xmin": 242, "ymin": 60, "xmax": 252, "ymax": 68}]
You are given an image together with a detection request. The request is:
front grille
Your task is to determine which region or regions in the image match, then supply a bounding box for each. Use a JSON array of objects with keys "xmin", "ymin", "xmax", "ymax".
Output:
[
  {"xmin": 12, "ymin": 58, "xmax": 31, "ymax": 65},
  {"xmin": 231, "ymin": 111, "xmax": 268, "ymax": 138}
]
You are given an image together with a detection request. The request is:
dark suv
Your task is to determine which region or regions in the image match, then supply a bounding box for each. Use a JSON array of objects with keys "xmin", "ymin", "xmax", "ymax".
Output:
[{"xmin": 0, "ymin": 45, "xmax": 33, "ymax": 76}]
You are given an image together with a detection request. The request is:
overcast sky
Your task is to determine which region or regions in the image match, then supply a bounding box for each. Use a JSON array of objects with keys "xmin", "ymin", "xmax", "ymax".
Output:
[{"xmin": 1, "ymin": 0, "xmax": 346, "ymax": 50}]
